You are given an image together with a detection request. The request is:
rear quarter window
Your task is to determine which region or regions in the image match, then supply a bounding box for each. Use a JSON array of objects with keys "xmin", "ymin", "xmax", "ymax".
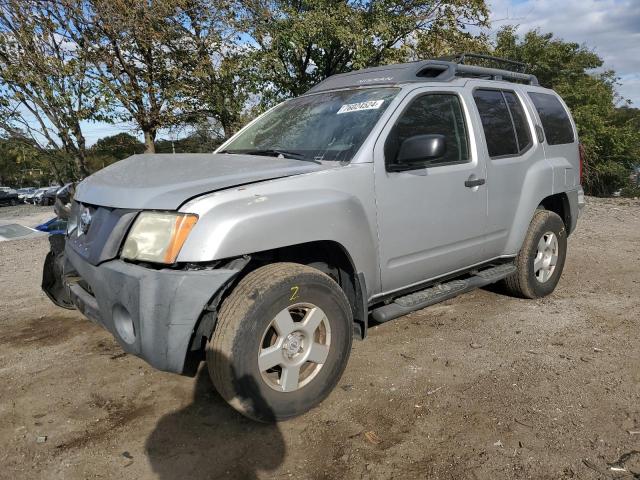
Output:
[
  {"xmin": 472, "ymin": 89, "xmax": 532, "ymax": 158},
  {"xmin": 528, "ymin": 92, "xmax": 575, "ymax": 145},
  {"xmin": 472, "ymin": 89, "xmax": 518, "ymax": 157}
]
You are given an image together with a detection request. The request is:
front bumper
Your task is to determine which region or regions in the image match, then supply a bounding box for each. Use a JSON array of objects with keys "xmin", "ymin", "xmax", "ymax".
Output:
[{"xmin": 64, "ymin": 245, "xmax": 242, "ymax": 374}]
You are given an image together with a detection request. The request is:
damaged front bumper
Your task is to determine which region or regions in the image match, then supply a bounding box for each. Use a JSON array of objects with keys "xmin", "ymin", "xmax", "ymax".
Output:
[{"xmin": 48, "ymin": 243, "xmax": 243, "ymax": 374}]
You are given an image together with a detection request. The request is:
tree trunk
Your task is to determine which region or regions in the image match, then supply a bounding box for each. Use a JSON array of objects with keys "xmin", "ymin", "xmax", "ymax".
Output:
[
  {"xmin": 46, "ymin": 156, "xmax": 64, "ymax": 185},
  {"xmin": 73, "ymin": 128, "xmax": 91, "ymax": 178},
  {"xmin": 144, "ymin": 130, "xmax": 156, "ymax": 153}
]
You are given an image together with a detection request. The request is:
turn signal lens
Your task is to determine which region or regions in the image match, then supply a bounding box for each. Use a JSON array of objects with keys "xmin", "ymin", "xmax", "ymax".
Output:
[{"xmin": 163, "ymin": 214, "xmax": 198, "ymax": 263}]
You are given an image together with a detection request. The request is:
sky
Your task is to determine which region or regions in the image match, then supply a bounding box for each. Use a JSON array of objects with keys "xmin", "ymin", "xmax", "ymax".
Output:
[
  {"xmin": 80, "ymin": 0, "xmax": 640, "ymax": 146},
  {"xmin": 487, "ymin": 0, "xmax": 640, "ymax": 106}
]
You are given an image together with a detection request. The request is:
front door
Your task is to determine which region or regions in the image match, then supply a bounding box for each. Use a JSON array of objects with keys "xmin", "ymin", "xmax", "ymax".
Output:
[{"xmin": 374, "ymin": 88, "xmax": 488, "ymax": 293}]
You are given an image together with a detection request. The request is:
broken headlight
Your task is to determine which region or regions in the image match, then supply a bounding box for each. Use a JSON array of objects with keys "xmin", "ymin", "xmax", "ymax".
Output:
[
  {"xmin": 121, "ymin": 212, "xmax": 198, "ymax": 264},
  {"xmin": 66, "ymin": 201, "xmax": 79, "ymax": 235}
]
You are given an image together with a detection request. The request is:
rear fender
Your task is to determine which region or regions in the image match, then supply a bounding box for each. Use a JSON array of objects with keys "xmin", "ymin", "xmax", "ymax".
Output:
[{"xmin": 503, "ymin": 159, "xmax": 555, "ymax": 254}]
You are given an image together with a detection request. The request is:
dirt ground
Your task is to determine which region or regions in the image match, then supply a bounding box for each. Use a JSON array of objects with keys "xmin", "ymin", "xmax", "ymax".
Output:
[{"xmin": 0, "ymin": 199, "xmax": 639, "ymax": 480}]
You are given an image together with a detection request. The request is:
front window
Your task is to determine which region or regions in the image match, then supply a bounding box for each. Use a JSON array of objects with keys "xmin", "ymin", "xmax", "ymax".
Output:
[
  {"xmin": 222, "ymin": 87, "xmax": 400, "ymax": 162},
  {"xmin": 384, "ymin": 93, "xmax": 470, "ymax": 169}
]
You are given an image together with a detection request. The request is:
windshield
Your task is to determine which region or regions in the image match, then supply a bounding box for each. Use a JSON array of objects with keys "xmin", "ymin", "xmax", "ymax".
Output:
[{"xmin": 222, "ymin": 87, "xmax": 399, "ymax": 162}]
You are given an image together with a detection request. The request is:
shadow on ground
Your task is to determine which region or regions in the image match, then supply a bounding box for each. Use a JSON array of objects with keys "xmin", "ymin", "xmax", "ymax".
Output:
[{"xmin": 145, "ymin": 360, "xmax": 285, "ymax": 480}]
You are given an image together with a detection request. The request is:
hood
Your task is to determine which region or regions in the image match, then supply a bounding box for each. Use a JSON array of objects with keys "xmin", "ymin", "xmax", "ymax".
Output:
[{"xmin": 75, "ymin": 153, "xmax": 332, "ymax": 209}]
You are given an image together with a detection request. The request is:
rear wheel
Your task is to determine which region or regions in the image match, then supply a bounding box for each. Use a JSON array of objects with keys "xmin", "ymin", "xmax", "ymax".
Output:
[
  {"xmin": 503, "ymin": 210, "xmax": 567, "ymax": 298},
  {"xmin": 207, "ymin": 262, "xmax": 353, "ymax": 422}
]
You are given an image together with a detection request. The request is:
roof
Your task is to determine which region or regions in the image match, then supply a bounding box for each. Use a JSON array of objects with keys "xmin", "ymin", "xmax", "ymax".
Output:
[{"xmin": 306, "ymin": 58, "xmax": 539, "ymax": 94}]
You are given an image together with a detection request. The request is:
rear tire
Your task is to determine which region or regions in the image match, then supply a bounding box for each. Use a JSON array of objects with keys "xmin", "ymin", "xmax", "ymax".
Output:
[
  {"xmin": 207, "ymin": 262, "xmax": 353, "ymax": 422},
  {"xmin": 503, "ymin": 210, "xmax": 567, "ymax": 299}
]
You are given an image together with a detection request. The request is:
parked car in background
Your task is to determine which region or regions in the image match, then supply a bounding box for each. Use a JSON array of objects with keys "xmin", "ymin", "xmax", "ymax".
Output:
[
  {"xmin": 40, "ymin": 185, "xmax": 61, "ymax": 206},
  {"xmin": 31, "ymin": 187, "xmax": 49, "ymax": 205},
  {"xmin": 17, "ymin": 187, "xmax": 37, "ymax": 203},
  {"xmin": 0, "ymin": 187, "xmax": 19, "ymax": 206},
  {"xmin": 25, "ymin": 188, "xmax": 41, "ymax": 203}
]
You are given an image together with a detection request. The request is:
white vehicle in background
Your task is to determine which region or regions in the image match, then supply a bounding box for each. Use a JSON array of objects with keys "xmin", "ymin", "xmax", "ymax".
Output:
[
  {"xmin": 31, "ymin": 187, "xmax": 49, "ymax": 205},
  {"xmin": 17, "ymin": 187, "xmax": 37, "ymax": 203}
]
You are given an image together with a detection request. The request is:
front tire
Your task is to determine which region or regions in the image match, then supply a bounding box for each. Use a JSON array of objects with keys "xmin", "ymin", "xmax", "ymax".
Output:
[
  {"xmin": 207, "ymin": 262, "xmax": 353, "ymax": 422},
  {"xmin": 503, "ymin": 210, "xmax": 567, "ymax": 299}
]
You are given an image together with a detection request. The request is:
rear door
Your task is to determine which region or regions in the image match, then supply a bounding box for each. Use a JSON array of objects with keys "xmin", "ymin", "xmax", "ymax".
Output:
[
  {"xmin": 470, "ymin": 86, "xmax": 546, "ymax": 258},
  {"xmin": 374, "ymin": 87, "xmax": 488, "ymax": 293}
]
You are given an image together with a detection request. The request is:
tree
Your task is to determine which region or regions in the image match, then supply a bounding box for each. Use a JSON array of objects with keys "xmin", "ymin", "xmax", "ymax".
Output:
[
  {"xmin": 237, "ymin": 0, "xmax": 489, "ymax": 104},
  {"xmin": 0, "ymin": 0, "xmax": 107, "ymax": 179},
  {"xmin": 91, "ymin": 132, "xmax": 145, "ymax": 160},
  {"xmin": 155, "ymin": 120, "xmax": 227, "ymax": 153},
  {"xmin": 494, "ymin": 28, "xmax": 640, "ymax": 196},
  {"xmin": 0, "ymin": 135, "xmax": 52, "ymax": 186},
  {"xmin": 167, "ymin": 0, "xmax": 250, "ymax": 138},
  {"xmin": 53, "ymin": 0, "xmax": 193, "ymax": 153}
]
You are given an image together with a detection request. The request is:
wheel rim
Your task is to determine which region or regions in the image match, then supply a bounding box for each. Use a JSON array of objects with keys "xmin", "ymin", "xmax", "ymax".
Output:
[
  {"xmin": 534, "ymin": 231, "xmax": 559, "ymax": 283},
  {"xmin": 258, "ymin": 303, "xmax": 331, "ymax": 392}
]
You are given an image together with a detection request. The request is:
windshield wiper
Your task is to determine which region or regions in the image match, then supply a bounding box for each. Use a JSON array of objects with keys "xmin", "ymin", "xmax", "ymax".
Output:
[
  {"xmin": 244, "ymin": 149, "xmax": 308, "ymax": 159},
  {"xmin": 221, "ymin": 148, "xmax": 320, "ymax": 163}
]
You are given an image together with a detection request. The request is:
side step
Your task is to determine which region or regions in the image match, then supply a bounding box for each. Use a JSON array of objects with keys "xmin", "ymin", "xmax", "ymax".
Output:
[{"xmin": 371, "ymin": 263, "xmax": 516, "ymax": 324}]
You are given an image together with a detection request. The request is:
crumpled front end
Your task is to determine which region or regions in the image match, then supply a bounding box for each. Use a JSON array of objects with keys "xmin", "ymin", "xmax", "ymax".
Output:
[
  {"xmin": 42, "ymin": 200, "xmax": 246, "ymax": 374},
  {"xmin": 63, "ymin": 246, "xmax": 242, "ymax": 373}
]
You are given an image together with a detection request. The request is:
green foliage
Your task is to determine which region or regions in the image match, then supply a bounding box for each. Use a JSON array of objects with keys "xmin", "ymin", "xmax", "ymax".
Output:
[
  {"xmin": 0, "ymin": 136, "xmax": 56, "ymax": 186},
  {"xmin": 494, "ymin": 28, "xmax": 640, "ymax": 196},
  {"xmin": 0, "ymin": 0, "xmax": 637, "ymax": 199},
  {"xmin": 239, "ymin": 0, "xmax": 489, "ymax": 104},
  {"xmin": 620, "ymin": 184, "xmax": 640, "ymax": 198},
  {"xmin": 85, "ymin": 133, "xmax": 146, "ymax": 171},
  {"xmin": 0, "ymin": 0, "xmax": 109, "ymax": 178},
  {"xmin": 91, "ymin": 133, "xmax": 145, "ymax": 161}
]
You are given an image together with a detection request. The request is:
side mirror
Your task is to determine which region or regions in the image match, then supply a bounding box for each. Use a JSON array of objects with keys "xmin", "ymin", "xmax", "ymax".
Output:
[{"xmin": 396, "ymin": 134, "xmax": 447, "ymax": 165}]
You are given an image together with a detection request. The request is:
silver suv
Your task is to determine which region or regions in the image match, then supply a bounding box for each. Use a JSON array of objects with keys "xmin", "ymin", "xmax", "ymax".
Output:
[{"xmin": 44, "ymin": 56, "xmax": 585, "ymax": 421}]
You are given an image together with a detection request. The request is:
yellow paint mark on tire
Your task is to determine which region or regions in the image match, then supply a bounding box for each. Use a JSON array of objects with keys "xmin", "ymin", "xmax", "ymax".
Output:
[{"xmin": 290, "ymin": 286, "xmax": 299, "ymax": 302}]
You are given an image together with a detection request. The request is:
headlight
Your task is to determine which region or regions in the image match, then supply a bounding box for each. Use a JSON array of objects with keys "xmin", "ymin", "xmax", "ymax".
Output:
[{"xmin": 121, "ymin": 212, "xmax": 198, "ymax": 264}]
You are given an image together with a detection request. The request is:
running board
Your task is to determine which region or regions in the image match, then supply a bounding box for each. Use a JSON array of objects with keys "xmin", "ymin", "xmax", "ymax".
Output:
[{"xmin": 371, "ymin": 263, "xmax": 516, "ymax": 324}]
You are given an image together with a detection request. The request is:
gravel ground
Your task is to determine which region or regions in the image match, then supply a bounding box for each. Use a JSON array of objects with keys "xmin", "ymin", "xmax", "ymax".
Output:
[
  {"xmin": 0, "ymin": 197, "xmax": 639, "ymax": 479},
  {"xmin": 0, "ymin": 203, "xmax": 54, "ymax": 228}
]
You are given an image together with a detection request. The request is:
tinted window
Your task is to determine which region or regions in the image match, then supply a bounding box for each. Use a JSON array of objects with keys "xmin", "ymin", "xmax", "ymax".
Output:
[
  {"xmin": 528, "ymin": 92, "xmax": 574, "ymax": 145},
  {"xmin": 385, "ymin": 94, "xmax": 469, "ymax": 168},
  {"xmin": 473, "ymin": 89, "xmax": 518, "ymax": 157},
  {"xmin": 503, "ymin": 92, "xmax": 532, "ymax": 152}
]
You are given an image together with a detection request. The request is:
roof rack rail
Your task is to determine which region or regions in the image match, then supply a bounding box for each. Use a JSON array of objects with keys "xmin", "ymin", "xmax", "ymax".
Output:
[
  {"xmin": 417, "ymin": 58, "xmax": 539, "ymax": 86},
  {"xmin": 306, "ymin": 55, "xmax": 539, "ymax": 93},
  {"xmin": 441, "ymin": 53, "xmax": 528, "ymax": 73}
]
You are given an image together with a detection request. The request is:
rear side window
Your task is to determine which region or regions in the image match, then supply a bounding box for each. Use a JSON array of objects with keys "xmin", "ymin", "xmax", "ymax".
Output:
[
  {"xmin": 385, "ymin": 93, "xmax": 469, "ymax": 168},
  {"xmin": 528, "ymin": 92, "xmax": 575, "ymax": 145},
  {"xmin": 503, "ymin": 92, "xmax": 532, "ymax": 152},
  {"xmin": 473, "ymin": 89, "xmax": 532, "ymax": 158}
]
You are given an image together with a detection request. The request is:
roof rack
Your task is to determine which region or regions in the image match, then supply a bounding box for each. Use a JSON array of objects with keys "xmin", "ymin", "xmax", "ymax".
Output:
[
  {"xmin": 440, "ymin": 53, "xmax": 528, "ymax": 73},
  {"xmin": 306, "ymin": 55, "xmax": 539, "ymax": 93}
]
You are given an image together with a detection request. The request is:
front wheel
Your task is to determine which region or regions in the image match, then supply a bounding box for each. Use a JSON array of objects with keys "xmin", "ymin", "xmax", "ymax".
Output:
[
  {"xmin": 207, "ymin": 262, "xmax": 353, "ymax": 422},
  {"xmin": 503, "ymin": 210, "xmax": 567, "ymax": 298}
]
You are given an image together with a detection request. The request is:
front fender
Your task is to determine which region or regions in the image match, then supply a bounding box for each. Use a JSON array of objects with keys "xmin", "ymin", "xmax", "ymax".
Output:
[{"xmin": 177, "ymin": 167, "xmax": 380, "ymax": 293}]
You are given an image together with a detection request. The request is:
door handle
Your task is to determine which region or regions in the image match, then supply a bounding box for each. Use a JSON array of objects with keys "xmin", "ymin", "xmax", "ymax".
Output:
[{"xmin": 464, "ymin": 177, "xmax": 486, "ymax": 188}]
